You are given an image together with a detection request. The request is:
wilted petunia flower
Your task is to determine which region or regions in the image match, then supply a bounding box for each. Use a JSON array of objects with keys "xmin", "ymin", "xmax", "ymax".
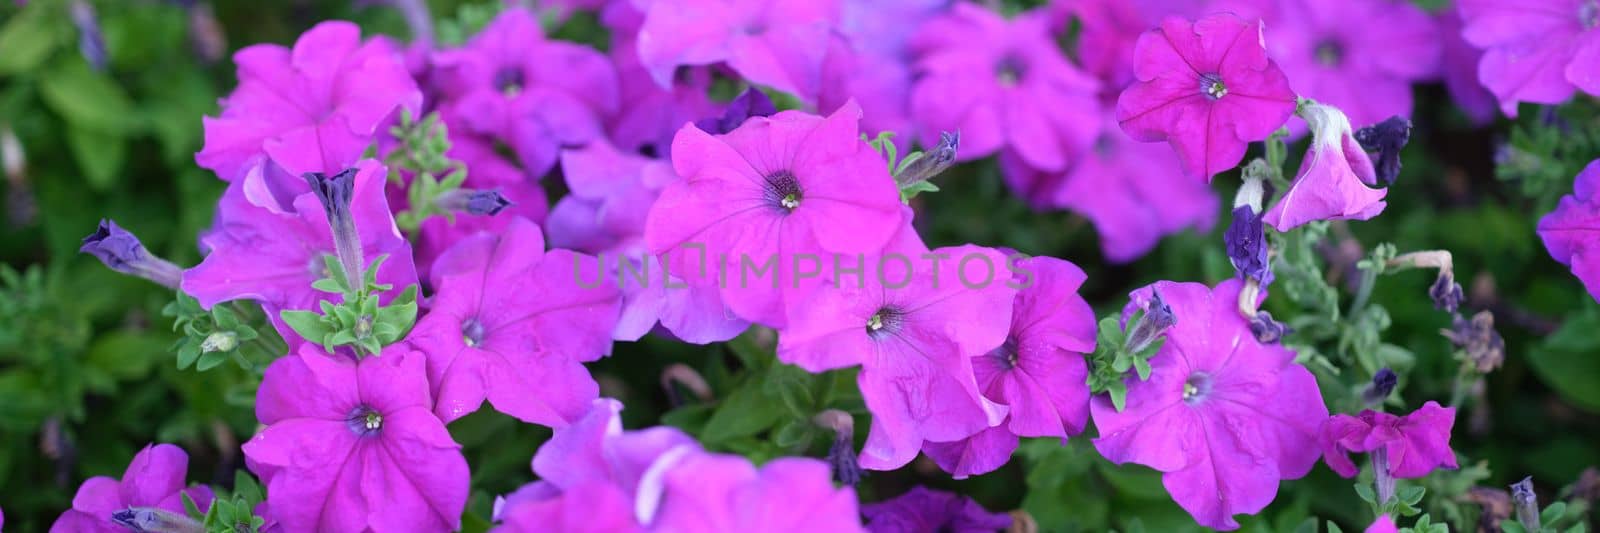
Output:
[
  {"xmin": 923, "ymin": 256, "xmax": 1095, "ymax": 478},
  {"xmin": 1321, "ymin": 401, "xmax": 1459, "ymax": 479},
  {"xmin": 244, "ymin": 347, "xmax": 469, "ymax": 532},
  {"xmin": 196, "ymin": 21, "xmax": 420, "ymax": 207},
  {"xmin": 1262, "ymin": 101, "xmax": 1387, "ymax": 231},
  {"xmin": 81, "ymin": 219, "xmax": 185, "ymax": 289},
  {"xmin": 1458, "ymin": 0, "xmax": 1600, "ymax": 116},
  {"xmin": 636, "ymin": 0, "xmax": 840, "ymax": 102},
  {"xmin": 431, "ymin": 7, "xmax": 618, "ymax": 178},
  {"xmin": 50, "ymin": 444, "xmax": 214, "ymax": 533},
  {"xmin": 862, "ymin": 486, "xmax": 1011, "ymax": 533},
  {"xmin": 407, "ymin": 218, "xmax": 619, "ymax": 425},
  {"xmin": 643, "ymin": 101, "xmax": 905, "ymax": 327},
  {"xmin": 182, "ymin": 160, "xmax": 418, "ymax": 344},
  {"xmin": 1091, "ymin": 279, "xmax": 1327, "ymax": 531},
  {"xmin": 1537, "ymin": 160, "xmax": 1600, "ymax": 302},
  {"xmin": 1116, "ymin": 13, "xmax": 1297, "ymax": 180},
  {"xmin": 1264, "ymin": 0, "xmax": 1439, "ymax": 132},
  {"xmin": 779, "ymin": 236, "xmax": 1015, "ymax": 471},
  {"xmin": 907, "ymin": 4, "xmax": 1101, "ymax": 174}
]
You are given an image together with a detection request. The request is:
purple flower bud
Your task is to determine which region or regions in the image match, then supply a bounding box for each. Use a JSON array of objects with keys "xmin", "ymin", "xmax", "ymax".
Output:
[
  {"xmin": 1125, "ymin": 290, "xmax": 1176, "ymax": 354},
  {"xmin": 897, "ymin": 131, "xmax": 960, "ymax": 185},
  {"xmin": 110, "ymin": 507, "xmax": 203, "ymax": 533},
  {"xmin": 694, "ymin": 88, "xmax": 777, "ymax": 135},
  {"xmin": 81, "ymin": 220, "xmax": 183, "ymax": 289},
  {"xmin": 303, "ymin": 168, "xmax": 364, "ymax": 289},
  {"xmin": 1225, "ymin": 206, "xmax": 1274, "ymax": 287},
  {"xmin": 1248, "ymin": 310, "xmax": 1291, "ymax": 344},
  {"xmin": 183, "ymin": 2, "xmax": 226, "ymax": 64},
  {"xmin": 815, "ymin": 410, "xmax": 862, "ymax": 485},
  {"xmin": 436, "ymin": 188, "xmax": 512, "ymax": 216},
  {"xmin": 1429, "ymin": 270, "xmax": 1464, "ymax": 312},
  {"xmin": 1511, "ymin": 477, "xmax": 1540, "ymax": 531},
  {"xmin": 1354, "ymin": 116, "xmax": 1411, "ymax": 187},
  {"xmin": 1363, "ymin": 368, "xmax": 1397, "ymax": 405},
  {"xmin": 70, "ymin": 0, "xmax": 107, "ymax": 71}
]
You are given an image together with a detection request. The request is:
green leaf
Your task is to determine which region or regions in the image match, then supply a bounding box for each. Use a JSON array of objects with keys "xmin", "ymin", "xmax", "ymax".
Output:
[
  {"xmin": 1528, "ymin": 307, "xmax": 1600, "ymax": 412},
  {"xmin": 0, "ymin": 2, "xmax": 62, "ymax": 75},
  {"xmin": 66, "ymin": 126, "xmax": 127, "ymax": 190},
  {"xmin": 40, "ymin": 60, "xmax": 139, "ymax": 134},
  {"xmin": 196, "ymin": 350, "xmax": 228, "ymax": 372},
  {"xmin": 700, "ymin": 380, "xmax": 785, "ymax": 444},
  {"xmin": 177, "ymin": 341, "xmax": 201, "ymax": 370},
  {"xmin": 311, "ymin": 278, "xmax": 345, "ymax": 294},
  {"xmin": 279, "ymin": 310, "xmax": 331, "ymax": 345},
  {"xmin": 1542, "ymin": 502, "xmax": 1568, "ymax": 525},
  {"xmin": 1355, "ymin": 483, "xmax": 1377, "ymax": 504}
]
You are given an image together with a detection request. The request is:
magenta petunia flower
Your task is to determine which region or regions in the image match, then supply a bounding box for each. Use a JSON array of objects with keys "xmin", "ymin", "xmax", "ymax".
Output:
[
  {"xmin": 244, "ymin": 346, "xmax": 468, "ymax": 532},
  {"xmin": 1366, "ymin": 515, "xmax": 1400, "ymax": 533},
  {"xmin": 432, "ymin": 7, "xmax": 618, "ymax": 177},
  {"xmin": 1262, "ymin": 101, "xmax": 1386, "ymax": 231},
  {"xmin": 1322, "ymin": 401, "xmax": 1458, "ymax": 479},
  {"xmin": 861, "ymin": 486, "xmax": 1011, "ymax": 533},
  {"xmin": 1054, "ymin": 0, "xmax": 1213, "ymax": 90},
  {"xmin": 1117, "ymin": 13, "xmax": 1297, "ymax": 180},
  {"xmin": 1091, "ymin": 279, "xmax": 1327, "ymax": 530},
  {"xmin": 606, "ymin": 30, "xmax": 719, "ymax": 158},
  {"xmin": 1003, "ymin": 124, "xmax": 1217, "ymax": 263},
  {"xmin": 908, "ymin": 4, "xmax": 1100, "ymax": 173},
  {"xmin": 414, "ymin": 133, "xmax": 549, "ymax": 275},
  {"xmin": 1538, "ymin": 160, "xmax": 1600, "ymax": 301},
  {"xmin": 182, "ymin": 159, "xmax": 418, "ymax": 341},
  {"xmin": 636, "ymin": 0, "xmax": 840, "ymax": 102},
  {"xmin": 494, "ymin": 399, "xmax": 863, "ymax": 532},
  {"xmin": 643, "ymin": 101, "xmax": 905, "ymax": 327},
  {"xmin": 1264, "ymin": 0, "xmax": 1439, "ymax": 131},
  {"xmin": 1458, "ymin": 0, "xmax": 1600, "ymax": 116},
  {"xmin": 197, "ymin": 21, "xmax": 419, "ymax": 206},
  {"xmin": 407, "ymin": 217, "xmax": 619, "ymax": 425},
  {"xmin": 50, "ymin": 444, "xmax": 214, "ymax": 533},
  {"xmin": 820, "ymin": 0, "xmax": 950, "ymax": 138},
  {"xmin": 922, "ymin": 256, "xmax": 1096, "ymax": 478},
  {"xmin": 779, "ymin": 238, "xmax": 1016, "ymax": 470},
  {"xmin": 1436, "ymin": 9, "xmax": 1499, "ymax": 125}
]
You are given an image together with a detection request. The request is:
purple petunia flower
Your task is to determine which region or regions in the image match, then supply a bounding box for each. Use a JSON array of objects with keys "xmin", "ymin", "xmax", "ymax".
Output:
[
  {"xmin": 432, "ymin": 7, "xmax": 618, "ymax": 178},
  {"xmin": 643, "ymin": 101, "xmax": 905, "ymax": 327},
  {"xmin": 1264, "ymin": 0, "xmax": 1439, "ymax": 132},
  {"xmin": 414, "ymin": 133, "xmax": 549, "ymax": 274},
  {"xmin": 407, "ymin": 217, "xmax": 619, "ymax": 426},
  {"xmin": 636, "ymin": 0, "xmax": 840, "ymax": 102},
  {"xmin": 819, "ymin": 0, "xmax": 949, "ymax": 138},
  {"xmin": 197, "ymin": 21, "xmax": 419, "ymax": 210},
  {"xmin": 908, "ymin": 4, "xmax": 1100, "ymax": 173},
  {"xmin": 862, "ymin": 486, "xmax": 1011, "ymax": 533},
  {"xmin": 1054, "ymin": 0, "xmax": 1212, "ymax": 91},
  {"xmin": 606, "ymin": 26, "xmax": 720, "ymax": 159},
  {"xmin": 1436, "ymin": 9, "xmax": 1499, "ymax": 125},
  {"xmin": 922, "ymin": 256, "xmax": 1096, "ymax": 478},
  {"xmin": 1538, "ymin": 160, "xmax": 1600, "ymax": 301},
  {"xmin": 244, "ymin": 346, "xmax": 469, "ymax": 532},
  {"xmin": 1117, "ymin": 13, "xmax": 1298, "ymax": 180},
  {"xmin": 182, "ymin": 160, "xmax": 418, "ymax": 343},
  {"xmin": 1322, "ymin": 401, "xmax": 1459, "ymax": 479},
  {"xmin": 1091, "ymin": 279, "xmax": 1327, "ymax": 530},
  {"xmin": 50, "ymin": 444, "xmax": 214, "ymax": 533},
  {"xmin": 1262, "ymin": 101, "xmax": 1387, "ymax": 231},
  {"xmin": 1458, "ymin": 0, "xmax": 1600, "ymax": 116},
  {"xmin": 1017, "ymin": 125, "xmax": 1218, "ymax": 263},
  {"xmin": 494, "ymin": 398, "xmax": 864, "ymax": 532},
  {"xmin": 779, "ymin": 236, "xmax": 1015, "ymax": 470}
]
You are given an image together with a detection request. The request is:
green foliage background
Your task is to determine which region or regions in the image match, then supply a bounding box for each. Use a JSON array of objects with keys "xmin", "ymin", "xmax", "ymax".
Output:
[{"xmin": 1, "ymin": 0, "xmax": 1598, "ymax": 531}]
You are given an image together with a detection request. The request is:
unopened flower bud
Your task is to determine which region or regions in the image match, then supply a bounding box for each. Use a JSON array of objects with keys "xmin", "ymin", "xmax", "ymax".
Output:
[
  {"xmin": 1429, "ymin": 270, "xmax": 1464, "ymax": 312},
  {"xmin": 897, "ymin": 131, "xmax": 960, "ymax": 185},
  {"xmin": 1125, "ymin": 291, "xmax": 1175, "ymax": 354},
  {"xmin": 70, "ymin": 0, "xmax": 107, "ymax": 71},
  {"xmin": 201, "ymin": 331, "xmax": 238, "ymax": 353},
  {"xmin": 814, "ymin": 409, "xmax": 863, "ymax": 485},
  {"xmin": 81, "ymin": 220, "xmax": 184, "ymax": 289},
  {"xmin": 1248, "ymin": 310, "xmax": 1291, "ymax": 344},
  {"xmin": 110, "ymin": 507, "xmax": 204, "ymax": 533},
  {"xmin": 184, "ymin": 2, "xmax": 226, "ymax": 63},
  {"xmin": 1225, "ymin": 206, "xmax": 1273, "ymax": 287},
  {"xmin": 1354, "ymin": 116, "xmax": 1411, "ymax": 187},
  {"xmin": 436, "ymin": 188, "xmax": 512, "ymax": 216},
  {"xmin": 303, "ymin": 168, "xmax": 364, "ymax": 290},
  {"xmin": 1363, "ymin": 368, "xmax": 1397, "ymax": 406},
  {"xmin": 660, "ymin": 363, "xmax": 712, "ymax": 407},
  {"xmin": 695, "ymin": 88, "xmax": 777, "ymax": 135},
  {"xmin": 1510, "ymin": 477, "xmax": 1540, "ymax": 531}
]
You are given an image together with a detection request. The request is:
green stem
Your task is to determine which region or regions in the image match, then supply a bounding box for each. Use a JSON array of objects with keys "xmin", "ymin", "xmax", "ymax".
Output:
[{"xmin": 1348, "ymin": 266, "xmax": 1379, "ymax": 318}]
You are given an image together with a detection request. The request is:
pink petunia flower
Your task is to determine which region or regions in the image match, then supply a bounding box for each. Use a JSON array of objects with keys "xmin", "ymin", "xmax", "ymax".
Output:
[
  {"xmin": 50, "ymin": 444, "xmax": 214, "ymax": 533},
  {"xmin": 606, "ymin": 28, "xmax": 719, "ymax": 158},
  {"xmin": 908, "ymin": 4, "xmax": 1101, "ymax": 173},
  {"xmin": 243, "ymin": 347, "xmax": 469, "ymax": 532},
  {"xmin": 414, "ymin": 132, "xmax": 550, "ymax": 275},
  {"xmin": 1116, "ymin": 13, "xmax": 1297, "ymax": 180},
  {"xmin": 1264, "ymin": 0, "xmax": 1439, "ymax": 132},
  {"xmin": 922, "ymin": 256, "xmax": 1096, "ymax": 478},
  {"xmin": 197, "ymin": 21, "xmax": 419, "ymax": 211},
  {"xmin": 643, "ymin": 101, "xmax": 905, "ymax": 327},
  {"xmin": 862, "ymin": 486, "xmax": 1011, "ymax": 533},
  {"xmin": 1054, "ymin": 0, "xmax": 1215, "ymax": 91},
  {"xmin": 1366, "ymin": 515, "xmax": 1400, "ymax": 533},
  {"xmin": 182, "ymin": 159, "xmax": 418, "ymax": 343},
  {"xmin": 779, "ymin": 235, "xmax": 1016, "ymax": 470},
  {"xmin": 818, "ymin": 0, "xmax": 950, "ymax": 138},
  {"xmin": 407, "ymin": 217, "xmax": 619, "ymax": 426},
  {"xmin": 431, "ymin": 7, "xmax": 618, "ymax": 177},
  {"xmin": 1322, "ymin": 401, "xmax": 1459, "ymax": 479},
  {"xmin": 635, "ymin": 0, "xmax": 840, "ymax": 102},
  {"xmin": 1458, "ymin": 0, "xmax": 1600, "ymax": 116},
  {"xmin": 1262, "ymin": 101, "xmax": 1387, "ymax": 231},
  {"xmin": 1538, "ymin": 160, "xmax": 1600, "ymax": 301},
  {"xmin": 494, "ymin": 399, "xmax": 863, "ymax": 532},
  {"xmin": 1091, "ymin": 279, "xmax": 1327, "ymax": 530}
]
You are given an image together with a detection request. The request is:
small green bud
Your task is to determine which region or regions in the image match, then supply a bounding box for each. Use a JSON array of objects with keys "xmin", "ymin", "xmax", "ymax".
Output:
[{"xmin": 201, "ymin": 331, "xmax": 239, "ymax": 353}]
